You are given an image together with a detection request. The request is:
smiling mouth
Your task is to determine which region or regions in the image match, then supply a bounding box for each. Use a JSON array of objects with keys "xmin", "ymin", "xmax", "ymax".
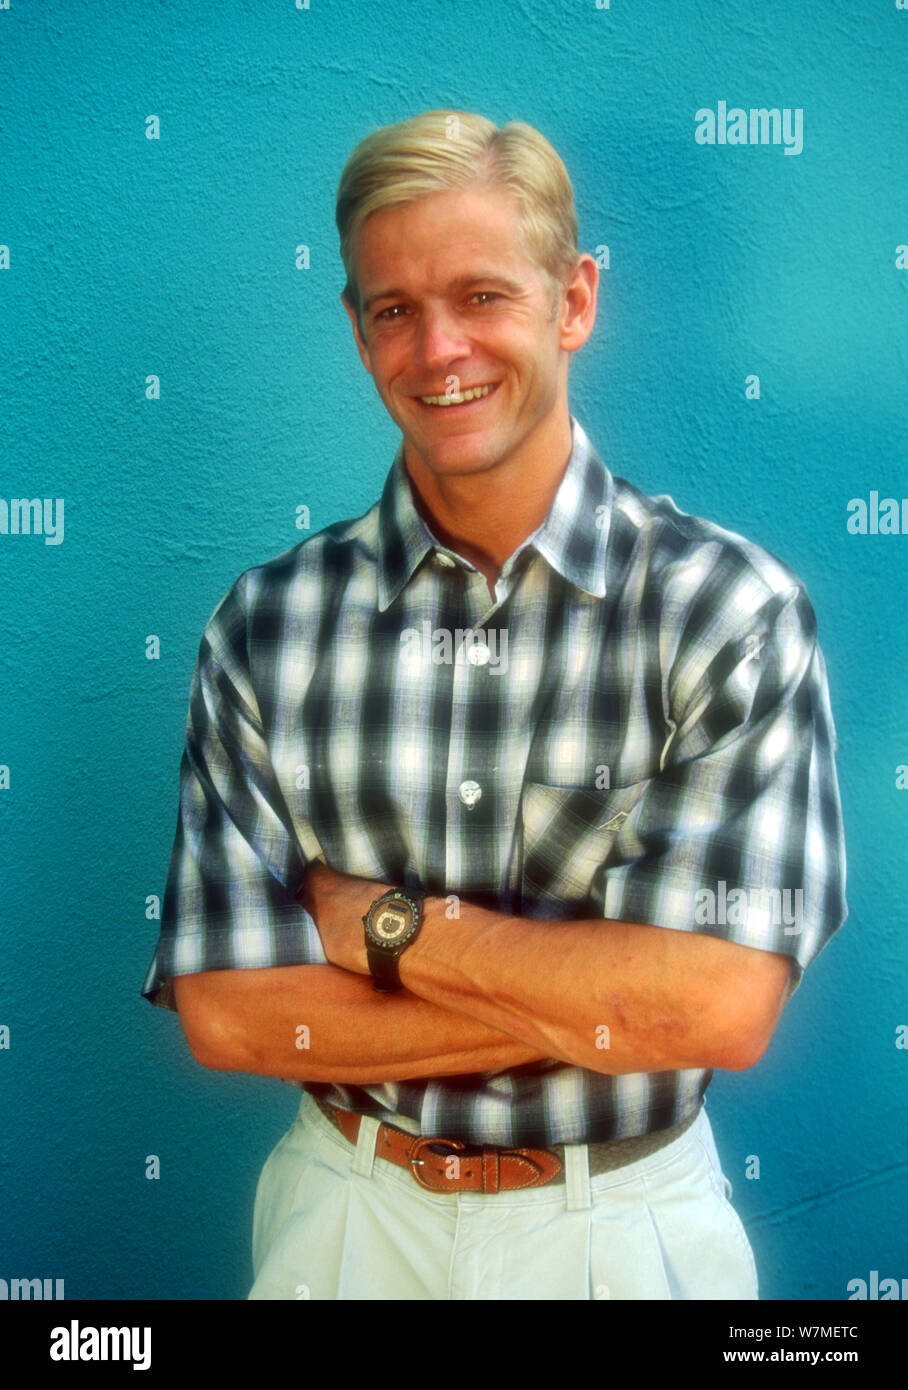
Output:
[{"xmin": 418, "ymin": 382, "xmax": 498, "ymax": 406}]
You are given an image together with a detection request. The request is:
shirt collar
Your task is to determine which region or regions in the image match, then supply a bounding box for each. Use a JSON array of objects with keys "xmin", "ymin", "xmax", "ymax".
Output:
[{"xmin": 375, "ymin": 416, "xmax": 612, "ymax": 611}]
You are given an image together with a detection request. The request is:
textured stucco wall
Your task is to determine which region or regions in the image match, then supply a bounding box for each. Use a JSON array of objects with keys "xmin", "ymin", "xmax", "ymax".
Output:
[{"xmin": 1, "ymin": 0, "xmax": 905, "ymax": 1300}]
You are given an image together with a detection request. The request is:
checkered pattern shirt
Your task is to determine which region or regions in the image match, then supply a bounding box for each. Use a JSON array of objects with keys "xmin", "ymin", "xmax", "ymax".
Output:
[{"xmin": 142, "ymin": 418, "xmax": 847, "ymax": 1146}]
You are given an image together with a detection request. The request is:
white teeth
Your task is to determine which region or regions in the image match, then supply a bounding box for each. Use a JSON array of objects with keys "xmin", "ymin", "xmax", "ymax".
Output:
[{"xmin": 420, "ymin": 383, "xmax": 495, "ymax": 406}]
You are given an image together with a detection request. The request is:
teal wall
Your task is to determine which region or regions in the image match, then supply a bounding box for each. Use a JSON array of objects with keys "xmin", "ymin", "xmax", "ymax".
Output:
[{"xmin": 1, "ymin": 0, "xmax": 905, "ymax": 1300}]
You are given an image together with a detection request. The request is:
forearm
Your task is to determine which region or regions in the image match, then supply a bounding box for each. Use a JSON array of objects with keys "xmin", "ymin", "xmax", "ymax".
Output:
[
  {"xmin": 174, "ymin": 961, "xmax": 549, "ymax": 1083},
  {"xmin": 397, "ymin": 898, "xmax": 791, "ymax": 1076},
  {"xmin": 298, "ymin": 863, "xmax": 791, "ymax": 1078}
]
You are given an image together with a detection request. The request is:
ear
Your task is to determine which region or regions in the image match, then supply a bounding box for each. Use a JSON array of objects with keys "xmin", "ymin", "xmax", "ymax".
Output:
[
  {"xmin": 557, "ymin": 254, "xmax": 598, "ymax": 355},
  {"xmin": 341, "ymin": 293, "xmax": 374, "ymax": 376}
]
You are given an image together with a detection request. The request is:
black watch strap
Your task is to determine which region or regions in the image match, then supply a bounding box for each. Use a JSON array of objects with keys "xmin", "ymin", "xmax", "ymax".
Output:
[
  {"xmin": 367, "ymin": 943, "xmax": 405, "ymax": 994},
  {"xmin": 363, "ymin": 887, "xmax": 426, "ymax": 994}
]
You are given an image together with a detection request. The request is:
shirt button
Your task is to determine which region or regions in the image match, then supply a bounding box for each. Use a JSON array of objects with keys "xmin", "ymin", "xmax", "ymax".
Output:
[
  {"xmin": 458, "ymin": 780, "xmax": 482, "ymax": 809},
  {"xmin": 436, "ymin": 552, "xmax": 456, "ymax": 567},
  {"xmin": 466, "ymin": 643, "xmax": 490, "ymax": 666}
]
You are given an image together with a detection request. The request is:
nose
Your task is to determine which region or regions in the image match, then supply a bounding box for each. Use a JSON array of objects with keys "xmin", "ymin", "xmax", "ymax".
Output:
[{"xmin": 412, "ymin": 303, "xmax": 471, "ymax": 370}]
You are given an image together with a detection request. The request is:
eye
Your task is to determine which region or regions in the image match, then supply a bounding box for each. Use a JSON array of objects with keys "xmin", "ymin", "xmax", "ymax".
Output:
[
  {"xmin": 375, "ymin": 304, "xmax": 408, "ymax": 322},
  {"xmin": 470, "ymin": 291, "xmax": 500, "ymax": 306}
]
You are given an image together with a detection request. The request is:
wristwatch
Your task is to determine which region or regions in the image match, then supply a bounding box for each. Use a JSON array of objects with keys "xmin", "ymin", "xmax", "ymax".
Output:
[{"xmin": 362, "ymin": 886, "xmax": 427, "ymax": 993}]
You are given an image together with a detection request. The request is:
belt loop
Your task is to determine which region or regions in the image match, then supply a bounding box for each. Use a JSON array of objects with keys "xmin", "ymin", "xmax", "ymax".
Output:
[
  {"xmin": 563, "ymin": 1143, "xmax": 591, "ymax": 1210},
  {"xmin": 351, "ymin": 1115, "xmax": 380, "ymax": 1178}
]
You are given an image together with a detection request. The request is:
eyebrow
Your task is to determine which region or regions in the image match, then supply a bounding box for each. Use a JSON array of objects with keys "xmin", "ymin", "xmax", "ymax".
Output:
[{"xmin": 362, "ymin": 274, "xmax": 525, "ymax": 316}]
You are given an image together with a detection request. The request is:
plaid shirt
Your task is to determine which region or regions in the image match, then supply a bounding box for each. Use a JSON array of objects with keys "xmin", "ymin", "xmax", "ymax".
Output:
[{"xmin": 142, "ymin": 418, "xmax": 847, "ymax": 1146}]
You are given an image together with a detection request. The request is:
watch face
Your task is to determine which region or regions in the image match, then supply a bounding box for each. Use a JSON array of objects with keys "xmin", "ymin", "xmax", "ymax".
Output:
[{"xmin": 372, "ymin": 900, "xmax": 413, "ymax": 944}]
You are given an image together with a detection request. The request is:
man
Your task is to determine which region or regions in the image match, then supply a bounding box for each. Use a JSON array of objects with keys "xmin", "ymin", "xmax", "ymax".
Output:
[{"xmin": 142, "ymin": 110, "xmax": 847, "ymax": 1301}]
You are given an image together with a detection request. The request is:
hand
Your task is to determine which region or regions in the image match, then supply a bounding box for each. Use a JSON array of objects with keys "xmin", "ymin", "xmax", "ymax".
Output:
[{"xmin": 297, "ymin": 862, "xmax": 386, "ymax": 976}]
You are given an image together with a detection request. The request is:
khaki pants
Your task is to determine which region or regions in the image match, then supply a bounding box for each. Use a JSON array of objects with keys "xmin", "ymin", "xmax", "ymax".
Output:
[{"xmin": 248, "ymin": 1090, "xmax": 758, "ymax": 1300}]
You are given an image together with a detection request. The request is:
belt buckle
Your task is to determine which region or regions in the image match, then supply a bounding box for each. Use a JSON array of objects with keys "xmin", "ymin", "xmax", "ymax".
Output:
[{"xmin": 408, "ymin": 1134, "xmax": 467, "ymax": 1191}]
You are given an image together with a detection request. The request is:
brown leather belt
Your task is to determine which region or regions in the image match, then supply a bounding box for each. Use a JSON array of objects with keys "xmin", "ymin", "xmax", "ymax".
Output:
[{"xmin": 314, "ymin": 1097, "xmax": 699, "ymax": 1194}]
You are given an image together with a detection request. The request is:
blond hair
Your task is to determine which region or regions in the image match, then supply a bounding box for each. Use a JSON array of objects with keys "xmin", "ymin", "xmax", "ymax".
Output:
[{"xmin": 335, "ymin": 110, "xmax": 579, "ymax": 327}]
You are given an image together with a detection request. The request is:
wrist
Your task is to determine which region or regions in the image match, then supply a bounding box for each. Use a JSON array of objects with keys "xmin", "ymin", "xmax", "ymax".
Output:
[{"xmin": 298, "ymin": 864, "xmax": 386, "ymax": 975}]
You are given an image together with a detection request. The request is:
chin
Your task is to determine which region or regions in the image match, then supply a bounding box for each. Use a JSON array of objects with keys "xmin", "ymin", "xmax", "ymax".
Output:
[
  {"xmin": 420, "ymin": 443, "xmax": 503, "ymax": 476},
  {"xmin": 414, "ymin": 421, "xmax": 506, "ymax": 460}
]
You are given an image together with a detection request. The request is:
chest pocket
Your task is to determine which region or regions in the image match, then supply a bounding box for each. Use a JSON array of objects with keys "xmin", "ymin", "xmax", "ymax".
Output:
[{"xmin": 519, "ymin": 778, "xmax": 650, "ymax": 917}]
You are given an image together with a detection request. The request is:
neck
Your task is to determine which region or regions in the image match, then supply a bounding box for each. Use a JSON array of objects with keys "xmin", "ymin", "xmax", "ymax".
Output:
[{"xmin": 404, "ymin": 410, "xmax": 574, "ymax": 587}]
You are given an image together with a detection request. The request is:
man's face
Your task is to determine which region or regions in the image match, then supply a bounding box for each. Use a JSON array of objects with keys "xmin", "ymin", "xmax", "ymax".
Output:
[{"xmin": 343, "ymin": 185, "xmax": 584, "ymax": 483}]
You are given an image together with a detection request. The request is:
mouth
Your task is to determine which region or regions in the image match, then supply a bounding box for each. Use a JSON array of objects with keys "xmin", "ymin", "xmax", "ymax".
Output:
[{"xmin": 416, "ymin": 382, "xmax": 500, "ymax": 408}]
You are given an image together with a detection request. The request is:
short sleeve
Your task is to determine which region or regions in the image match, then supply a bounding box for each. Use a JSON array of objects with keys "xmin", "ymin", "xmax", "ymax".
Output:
[
  {"xmin": 141, "ymin": 578, "xmax": 326, "ymax": 1012},
  {"xmin": 599, "ymin": 579, "xmax": 847, "ymax": 994}
]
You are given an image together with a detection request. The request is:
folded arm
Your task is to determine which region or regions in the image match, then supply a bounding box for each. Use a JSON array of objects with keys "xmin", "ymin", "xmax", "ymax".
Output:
[
  {"xmin": 175, "ymin": 864, "xmax": 791, "ymax": 1080},
  {"xmin": 174, "ymin": 955, "xmax": 550, "ymax": 1083}
]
